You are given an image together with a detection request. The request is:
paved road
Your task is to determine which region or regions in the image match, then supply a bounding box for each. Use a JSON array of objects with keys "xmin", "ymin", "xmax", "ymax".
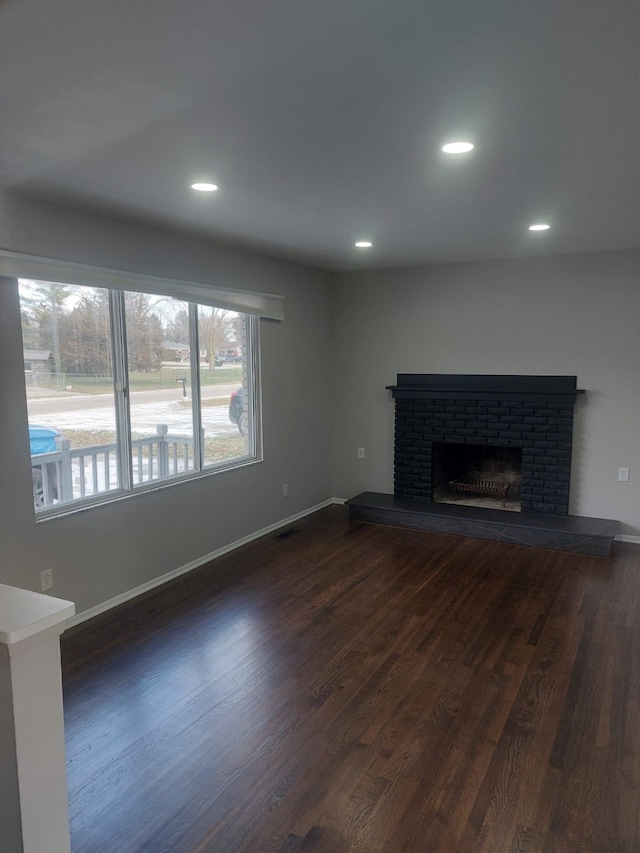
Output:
[
  {"xmin": 27, "ymin": 382, "xmax": 240, "ymax": 416},
  {"xmin": 26, "ymin": 382, "xmax": 243, "ymax": 437}
]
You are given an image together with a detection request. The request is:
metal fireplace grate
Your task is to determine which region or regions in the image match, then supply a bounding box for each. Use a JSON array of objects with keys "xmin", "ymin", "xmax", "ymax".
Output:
[{"xmin": 449, "ymin": 479, "xmax": 509, "ymax": 507}]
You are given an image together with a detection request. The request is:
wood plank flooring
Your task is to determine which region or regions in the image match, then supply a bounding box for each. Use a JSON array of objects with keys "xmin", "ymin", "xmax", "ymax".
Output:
[{"xmin": 61, "ymin": 506, "xmax": 640, "ymax": 852}]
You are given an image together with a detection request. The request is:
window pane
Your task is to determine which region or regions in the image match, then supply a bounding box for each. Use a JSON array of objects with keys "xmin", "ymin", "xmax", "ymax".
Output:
[
  {"xmin": 20, "ymin": 280, "xmax": 260, "ymax": 517},
  {"xmin": 197, "ymin": 308, "xmax": 251, "ymax": 467},
  {"xmin": 125, "ymin": 295, "xmax": 196, "ymax": 485},
  {"xmin": 20, "ymin": 279, "xmax": 120, "ymax": 510}
]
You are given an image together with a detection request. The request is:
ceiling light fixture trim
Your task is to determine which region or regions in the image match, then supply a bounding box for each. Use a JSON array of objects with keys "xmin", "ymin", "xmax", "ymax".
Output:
[
  {"xmin": 191, "ymin": 182, "xmax": 219, "ymax": 192},
  {"xmin": 442, "ymin": 141, "xmax": 474, "ymax": 154}
]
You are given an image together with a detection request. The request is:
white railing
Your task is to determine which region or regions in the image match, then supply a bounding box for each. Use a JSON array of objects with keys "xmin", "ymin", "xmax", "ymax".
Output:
[{"xmin": 31, "ymin": 425, "xmax": 194, "ymax": 509}]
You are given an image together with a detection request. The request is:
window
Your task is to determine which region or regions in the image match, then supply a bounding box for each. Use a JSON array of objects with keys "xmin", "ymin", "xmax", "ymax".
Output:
[{"xmin": 19, "ymin": 278, "xmax": 259, "ymax": 514}]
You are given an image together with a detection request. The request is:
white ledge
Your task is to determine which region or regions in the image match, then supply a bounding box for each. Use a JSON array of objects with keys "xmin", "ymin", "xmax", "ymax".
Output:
[{"xmin": 0, "ymin": 583, "xmax": 75, "ymax": 645}]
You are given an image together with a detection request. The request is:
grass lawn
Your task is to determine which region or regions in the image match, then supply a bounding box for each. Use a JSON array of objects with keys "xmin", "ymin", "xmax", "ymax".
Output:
[{"xmin": 30, "ymin": 367, "xmax": 243, "ymax": 395}]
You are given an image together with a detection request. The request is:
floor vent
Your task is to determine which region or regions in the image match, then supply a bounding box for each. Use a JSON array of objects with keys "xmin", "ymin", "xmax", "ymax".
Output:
[{"xmin": 275, "ymin": 528, "xmax": 301, "ymax": 541}]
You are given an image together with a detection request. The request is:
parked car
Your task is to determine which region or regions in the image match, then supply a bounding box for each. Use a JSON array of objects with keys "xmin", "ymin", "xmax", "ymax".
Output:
[
  {"xmin": 228, "ymin": 387, "xmax": 248, "ymax": 435},
  {"xmin": 29, "ymin": 425, "xmax": 60, "ymax": 508}
]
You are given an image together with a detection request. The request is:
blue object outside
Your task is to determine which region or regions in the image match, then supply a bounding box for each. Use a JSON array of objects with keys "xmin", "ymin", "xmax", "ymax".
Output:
[{"xmin": 29, "ymin": 425, "xmax": 60, "ymax": 455}]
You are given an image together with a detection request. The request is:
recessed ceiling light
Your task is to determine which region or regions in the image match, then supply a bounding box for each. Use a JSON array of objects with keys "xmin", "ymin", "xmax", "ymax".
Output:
[
  {"xmin": 442, "ymin": 141, "xmax": 474, "ymax": 154},
  {"xmin": 528, "ymin": 223, "xmax": 550, "ymax": 231},
  {"xmin": 191, "ymin": 182, "xmax": 219, "ymax": 192},
  {"xmin": 355, "ymin": 241, "xmax": 373, "ymax": 248}
]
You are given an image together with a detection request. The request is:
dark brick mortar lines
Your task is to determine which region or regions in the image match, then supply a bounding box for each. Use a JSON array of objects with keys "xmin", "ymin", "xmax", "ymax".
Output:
[{"xmin": 394, "ymin": 398, "xmax": 574, "ymax": 515}]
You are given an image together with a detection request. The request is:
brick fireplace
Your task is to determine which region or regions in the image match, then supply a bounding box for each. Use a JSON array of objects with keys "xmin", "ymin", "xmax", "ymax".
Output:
[
  {"xmin": 348, "ymin": 373, "xmax": 619, "ymax": 555},
  {"xmin": 389, "ymin": 374, "xmax": 581, "ymax": 516}
]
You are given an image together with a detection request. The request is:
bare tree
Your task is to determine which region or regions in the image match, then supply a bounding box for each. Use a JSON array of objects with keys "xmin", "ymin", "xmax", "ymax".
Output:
[
  {"xmin": 165, "ymin": 308, "xmax": 190, "ymax": 346},
  {"xmin": 124, "ymin": 292, "xmax": 164, "ymax": 371},
  {"xmin": 62, "ymin": 289, "xmax": 112, "ymax": 375},
  {"xmin": 198, "ymin": 307, "xmax": 233, "ymax": 370}
]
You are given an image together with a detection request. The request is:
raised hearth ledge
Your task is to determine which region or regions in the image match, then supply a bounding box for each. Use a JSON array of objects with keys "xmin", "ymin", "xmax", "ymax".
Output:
[{"xmin": 346, "ymin": 492, "xmax": 619, "ymax": 556}]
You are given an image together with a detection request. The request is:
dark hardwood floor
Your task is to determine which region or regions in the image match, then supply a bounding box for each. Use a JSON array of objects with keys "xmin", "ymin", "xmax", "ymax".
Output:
[{"xmin": 62, "ymin": 506, "xmax": 640, "ymax": 852}]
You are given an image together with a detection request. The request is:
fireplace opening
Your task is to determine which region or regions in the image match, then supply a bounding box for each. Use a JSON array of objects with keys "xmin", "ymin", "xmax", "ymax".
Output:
[{"xmin": 432, "ymin": 443, "xmax": 523, "ymax": 512}]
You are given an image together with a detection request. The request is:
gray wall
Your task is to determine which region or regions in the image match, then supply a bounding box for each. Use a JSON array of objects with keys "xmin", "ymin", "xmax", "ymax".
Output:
[
  {"xmin": 332, "ymin": 251, "xmax": 640, "ymax": 535},
  {"xmin": 1, "ymin": 195, "xmax": 639, "ymax": 620},
  {"xmin": 0, "ymin": 198, "xmax": 333, "ymax": 614}
]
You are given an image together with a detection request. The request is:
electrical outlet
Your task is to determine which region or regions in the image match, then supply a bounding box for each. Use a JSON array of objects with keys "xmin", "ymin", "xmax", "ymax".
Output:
[
  {"xmin": 40, "ymin": 568, "xmax": 53, "ymax": 592},
  {"xmin": 282, "ymin": 483, "xmax": 288, "ymax": 497},
  {"xmin": 357, "ymin": 447, "xmax": 365, "ymax": 459},
  {"xmin": 619, "ymin": 467, "xmax": 630, "ymax": 482}
]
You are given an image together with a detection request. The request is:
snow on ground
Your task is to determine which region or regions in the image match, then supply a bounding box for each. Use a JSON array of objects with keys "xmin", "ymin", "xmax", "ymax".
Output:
[
  {"xmin": 33, "ymin": 398, "xmax": 242, "ymax": 506},
  {"xmin": 36, "ymin": 399, "xmax": 238, "ymax": 438}
]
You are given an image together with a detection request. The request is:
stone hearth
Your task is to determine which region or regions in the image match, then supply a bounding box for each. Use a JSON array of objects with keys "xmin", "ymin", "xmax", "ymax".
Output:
[{"xmin": 346, "ymin": 492, "xmax": 619, "ymax": 556}]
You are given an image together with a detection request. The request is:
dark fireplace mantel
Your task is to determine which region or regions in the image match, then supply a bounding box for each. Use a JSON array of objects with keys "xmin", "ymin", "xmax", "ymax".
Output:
[{"xmin": 386, "ymin": 374, "xmax": 585, "ymax": 403}]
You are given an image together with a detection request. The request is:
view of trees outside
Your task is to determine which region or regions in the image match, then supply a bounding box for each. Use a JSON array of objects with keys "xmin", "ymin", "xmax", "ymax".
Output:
[
  {"xmin": 20, "ymin": 279, "xmax": 252, "ymax": 509},
  {"xmin": 125, "ymin": 295, "xmax": 198, "ymax": 480},
  {"xmin": 21, "ymin": 281, "xmax": 114, "ymax": 377}
]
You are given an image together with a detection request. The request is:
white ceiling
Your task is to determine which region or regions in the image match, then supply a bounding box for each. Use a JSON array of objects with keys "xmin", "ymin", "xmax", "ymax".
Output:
[{"xmin": 2, "ymin": 0, "xmax": 639, "ymax": 271}]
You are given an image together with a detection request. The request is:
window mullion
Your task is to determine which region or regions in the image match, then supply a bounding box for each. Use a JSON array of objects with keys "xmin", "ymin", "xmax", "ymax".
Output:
[
  {"xmin": 109, "ymin": 290, "xmax": 133, "ymax": 492},
  {"xmin": 247, "ymin": 315, "xmax": 261, "ymax": 459},
  {"xmin": 189, "ymin": 303, "xmax": 203, "ymax": 470}
]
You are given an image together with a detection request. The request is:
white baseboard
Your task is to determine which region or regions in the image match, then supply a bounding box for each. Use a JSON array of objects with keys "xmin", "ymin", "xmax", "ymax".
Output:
[
  {"xmin": 615, "ymin": 534, "xmax": 640, "ymax": 544},
  {"xmin": 67, "ymin": 498, "xmax": 339, "ymax": 629}
]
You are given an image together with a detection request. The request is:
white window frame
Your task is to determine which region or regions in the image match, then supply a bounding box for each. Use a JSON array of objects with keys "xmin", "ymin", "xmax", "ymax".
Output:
[{"xmin": 19, "ymin": 278, "xmax": 263, "ymax": 519}]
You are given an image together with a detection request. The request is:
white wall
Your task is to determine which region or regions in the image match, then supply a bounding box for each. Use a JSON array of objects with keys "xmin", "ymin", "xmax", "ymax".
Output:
[
  {"xmin": 0, "ymin": 197, "xmax": 333, "ymax": 614},
  {"xmin": 332, "ymin": 250, "xmax": 640, "ymax": 536}
]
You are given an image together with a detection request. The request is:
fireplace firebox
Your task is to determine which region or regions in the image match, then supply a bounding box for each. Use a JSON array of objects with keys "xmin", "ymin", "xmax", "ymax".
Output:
[
  {"xmin": 432, "ymin": 443, "xmax": 522, "ymax": 510},
  {"xmin": 387, "ymin": 374, "xmax": 583, "ymax": 516}
]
